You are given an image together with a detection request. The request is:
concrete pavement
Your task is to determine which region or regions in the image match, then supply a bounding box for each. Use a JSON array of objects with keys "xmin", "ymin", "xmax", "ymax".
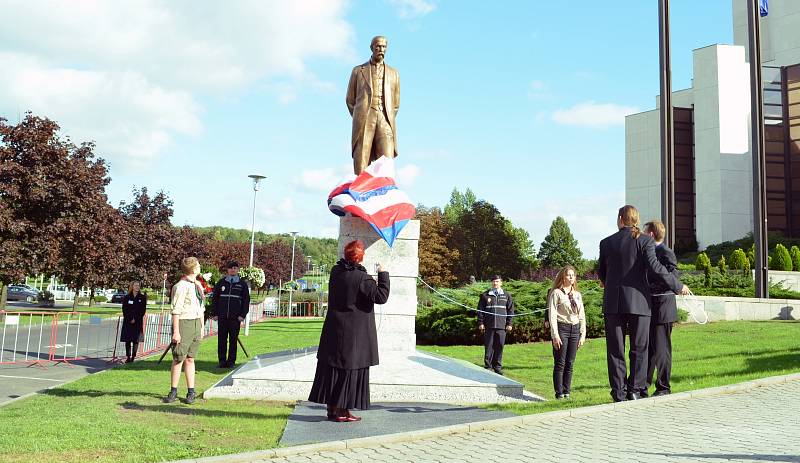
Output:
[{"xmin": 173, "ymin": 373, "xmax": 800, "ymax": 463}]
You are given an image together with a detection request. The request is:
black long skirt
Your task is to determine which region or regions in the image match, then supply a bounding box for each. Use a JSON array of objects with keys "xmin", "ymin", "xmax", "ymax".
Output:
[
  {"xmin": 120, "ymin": 320, "xmax": 143, "ymax": 343},
  {"xmin": 308, "ymin": 361, "xmax": 370, "ymax": 410}
]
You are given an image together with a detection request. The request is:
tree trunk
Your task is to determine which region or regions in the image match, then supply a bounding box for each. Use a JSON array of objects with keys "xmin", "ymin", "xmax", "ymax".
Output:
[{"xmin": 0, "ymin": 283, "xmax": 7, "ymax": 310}]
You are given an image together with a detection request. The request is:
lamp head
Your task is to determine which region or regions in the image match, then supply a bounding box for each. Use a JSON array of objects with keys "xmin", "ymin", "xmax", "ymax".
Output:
[{"xmin": 248, "ymin": 174, "xmax": 266, "ymax": 191}]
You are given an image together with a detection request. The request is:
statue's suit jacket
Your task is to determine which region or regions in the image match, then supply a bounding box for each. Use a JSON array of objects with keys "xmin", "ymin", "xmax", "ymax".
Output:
[{"xmin": 346, "ymin": 61, "xmax": 400, "ymax": 158}]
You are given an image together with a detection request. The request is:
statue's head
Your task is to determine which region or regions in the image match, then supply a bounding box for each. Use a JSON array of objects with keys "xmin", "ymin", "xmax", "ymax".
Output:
[{"xmin": 370, "ymin": 36, "xmax": 388, "ymax": 63}]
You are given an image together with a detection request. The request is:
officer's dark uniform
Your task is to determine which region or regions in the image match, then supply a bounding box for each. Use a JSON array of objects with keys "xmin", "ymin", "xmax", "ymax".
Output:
[
  {"xmin": 477, "ymin": 284, "xmax": 514, "ymax": 374},
  {"xmin": 211, "ymin": 276, "xmax": 250, "ymax": 367}
]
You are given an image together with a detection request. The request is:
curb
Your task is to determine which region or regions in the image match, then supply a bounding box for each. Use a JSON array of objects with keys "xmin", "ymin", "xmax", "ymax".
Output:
[{"xmin": 170, "ymin": 371, "xmax": 800, "ymax": 463}]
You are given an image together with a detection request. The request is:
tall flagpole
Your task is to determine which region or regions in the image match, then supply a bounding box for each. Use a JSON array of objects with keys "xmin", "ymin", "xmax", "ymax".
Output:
[
  {"xmin": 748, "ymin": 0, "xmax": 769, "ymax": 298},
  {"xmin": 658, "ymin": 0, "xmax": 675, "ymax": 248}
]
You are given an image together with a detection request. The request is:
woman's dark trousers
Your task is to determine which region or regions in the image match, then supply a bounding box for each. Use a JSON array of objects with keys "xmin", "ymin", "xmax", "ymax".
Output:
[{"xmin": 553, "ymin": 322, "xmax": 580, "ymax": 396}]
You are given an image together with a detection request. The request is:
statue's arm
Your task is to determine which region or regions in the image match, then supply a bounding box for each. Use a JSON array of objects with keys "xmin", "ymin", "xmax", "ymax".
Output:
[
  {"xmin": 394, "ymin": 71, "xmax": 400, "ymax": 113},
  {"xmin": 346, "ymin": 69, "xmax": 357, "ymax": 116}
]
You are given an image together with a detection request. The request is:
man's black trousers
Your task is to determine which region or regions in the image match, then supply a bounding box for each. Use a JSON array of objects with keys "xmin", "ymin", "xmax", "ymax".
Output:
[
  {"xmin": 647, "ymin": 322, "xmax": 673, "ymax": 392},
  {"xmin": 483, "ymin": 329, "xmax": 506, "ymax": 372},
  {"xmin": 217, "ymin": 317, "xmax": 241, "ymax": 365},
  {"xmin": 604, "ymin": 313, "xmax": 650, "ymax": 401}
]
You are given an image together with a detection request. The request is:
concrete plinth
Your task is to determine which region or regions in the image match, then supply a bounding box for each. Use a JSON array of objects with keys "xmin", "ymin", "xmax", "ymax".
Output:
[
  {"xmin": 203, "ymin": 216, "xmax": 539, "ymax": 404},
  {"xmin": 203, "ymin": 347, "xmax": 539, "ymax": 404}
]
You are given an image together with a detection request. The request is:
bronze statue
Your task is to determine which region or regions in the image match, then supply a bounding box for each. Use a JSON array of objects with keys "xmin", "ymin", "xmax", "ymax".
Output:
[{"xmin": 346, "ymin": 36, "xmax": 400, "ymax": 175}]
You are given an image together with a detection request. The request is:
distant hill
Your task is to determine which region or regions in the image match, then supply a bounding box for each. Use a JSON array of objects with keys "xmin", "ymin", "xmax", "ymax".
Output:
[{"xmin": 193, "ymin": 226, "xmax": 338, "ymax": 270}]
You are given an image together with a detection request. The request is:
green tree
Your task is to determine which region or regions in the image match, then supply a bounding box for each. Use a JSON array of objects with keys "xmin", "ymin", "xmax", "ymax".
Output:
[
  {"xmin": 770, "ymin": 244, "xmax": 793, "ymax": 271},
  {"xmin": 790, "ymin": 245, "xmax": 800, "ymax": 271},
  {"xmin": 537, "ymin": 216, "xmax": 583, "ymax": 268},
  {"xmin": 506, "ymin": 222, "xmax": 539, "ymax": 274},
  {"xmin": 717, "ymin": 255, "xmax": 728, "ymax": 276},
  {"xmin": 729, "ymin": 248, "xmax": 750, "ymax": 276},
  {"xmin": 695, "ymin": 252, "xmax": 712, "ymax": 287},
  {"xmin": 443, "ymin": 188, "xmax": 476, "ymax": 226},
  {"xmin": 451, "ymin": 201, "xmax": 523, "ymax": 280}
]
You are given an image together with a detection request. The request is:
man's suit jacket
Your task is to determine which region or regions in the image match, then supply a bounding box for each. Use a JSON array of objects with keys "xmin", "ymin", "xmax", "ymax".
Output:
[
  {"xmin": 598, "ymin": 227, "xmax": 682, "ymax": 316},
  {"xmin": 648, "ymin": 244, "xmax": 680, "ymax": 324},
  {"xmin": 346, "ymin": 61, "xmax": 400, "ymax": 157}
]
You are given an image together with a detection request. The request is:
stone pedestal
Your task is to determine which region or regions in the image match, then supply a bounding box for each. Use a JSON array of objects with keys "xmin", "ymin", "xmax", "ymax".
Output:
[{"xmin": 338, "ymin": 216, "xmax": 418, "ymax": 353}]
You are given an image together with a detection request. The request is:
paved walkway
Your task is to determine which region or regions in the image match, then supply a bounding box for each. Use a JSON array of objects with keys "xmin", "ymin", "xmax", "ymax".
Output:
[{"xmin": 254, "ymin": 379, "xmax": 800, "ymax": 463}]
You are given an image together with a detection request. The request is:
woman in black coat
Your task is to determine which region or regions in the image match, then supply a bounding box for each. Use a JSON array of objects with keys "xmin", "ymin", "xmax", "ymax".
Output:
[
  {"xmin": 119, "ymin": 281, "xmax": 147, "ymax": 363},
  {"xmin": 308, "ymin": 239, "xmax": 390, "ymax": 422}
]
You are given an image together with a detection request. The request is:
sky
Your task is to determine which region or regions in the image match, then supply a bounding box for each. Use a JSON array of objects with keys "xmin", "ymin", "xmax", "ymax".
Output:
[{"xmin": 0, "ymin": 1, "xmax": 736, "ymax": 258}]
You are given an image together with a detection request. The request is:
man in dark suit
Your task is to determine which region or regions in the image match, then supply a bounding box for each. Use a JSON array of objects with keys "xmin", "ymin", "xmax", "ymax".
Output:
[
  {"xmin": 598, "ymin": 206, "xmax": 688, "ymax": 402},
  {"xmin": 644, "ymin": 220, "xmax": 680, "ymax": 396}
]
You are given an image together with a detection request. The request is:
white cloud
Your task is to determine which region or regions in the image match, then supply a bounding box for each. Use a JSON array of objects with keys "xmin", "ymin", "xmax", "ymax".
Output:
[
  {"xmin": 0, "ymin": 0, "xmax": 355, "ymax": 167},
  {"xmin": 527, "ymin": 80, "xmax": 550, "ymax": 100},
  {"xmin": 388, "ymin": 0, "xmax": 437, "ymax": 19},
  {"xmin": 296, "ymin": 165, "xmax": 353, "ymax": 193},
  {"xmin": 397, "ymin": 163, "xmax": 421, "ymax": 187},
  {"xmin": 552, "ymin": 101, "xmax": 638, "ymax": 129}
]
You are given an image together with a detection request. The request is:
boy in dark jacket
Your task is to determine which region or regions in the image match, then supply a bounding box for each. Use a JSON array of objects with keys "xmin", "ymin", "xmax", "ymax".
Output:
[
  {"xmin": 211, "ymin": 261, "xmax": 250, "ymax": 368},
  {"xmin": 643, "ymin": 221, "xmax": 681, "ymax": 396}
]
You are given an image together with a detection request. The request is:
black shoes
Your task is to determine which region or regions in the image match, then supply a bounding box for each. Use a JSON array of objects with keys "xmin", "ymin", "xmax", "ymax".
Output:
[
  {"xmin": 185, "ymin": 391, "xmax": 197, "ymax": 404},
  {"xmin": 625, "ymin": 391, "xmax": 642, "ymax": 401},
  {"xmin": 163, "ymin": 390, "xmax": 178, "ymax": 403},
  {"xmin": 555, "ymin": 393, "xmax": 571, "ymax": 400},
  {"xmin": 493, "ymin": 369, "xmax": 503, "ymax": 376},
  {"xmin": 653, "ymin": 389, "xmax": 671, "ymax": 397}
]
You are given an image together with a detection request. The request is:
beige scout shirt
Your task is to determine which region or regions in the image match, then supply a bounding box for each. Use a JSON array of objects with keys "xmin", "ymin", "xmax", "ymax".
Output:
[
  {"xmin": 171, "ymin": 279, "xmax": 205, "ymax": 320},
  {"xmin": 547, "ymin": 288, "xmax": 586, "ymax": 343}
]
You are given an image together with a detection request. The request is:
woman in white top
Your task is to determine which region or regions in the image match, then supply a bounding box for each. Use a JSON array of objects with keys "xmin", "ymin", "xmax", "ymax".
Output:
[{"xmin": 547, "ymin": 265, "xmax": 586, "ymax": 399}]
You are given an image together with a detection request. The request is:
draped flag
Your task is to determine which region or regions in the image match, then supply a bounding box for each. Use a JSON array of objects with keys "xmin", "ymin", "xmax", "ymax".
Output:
[
  {"xmin": 328, "ymin": 156, "xmax": 416, "ymax": 247},
  {"xmin": 760, "ymin": 0, "xmax": 768, "ymax": 17}
]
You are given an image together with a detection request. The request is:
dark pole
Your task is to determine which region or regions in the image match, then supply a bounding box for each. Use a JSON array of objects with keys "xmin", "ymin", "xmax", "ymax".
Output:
[
  {"xmin": 658, "ymin": 0, "xmax": 675, "ymax": 248},
  {"xmin": 747, "ymin": 0, "xmax": 769, "ymax": 298}
]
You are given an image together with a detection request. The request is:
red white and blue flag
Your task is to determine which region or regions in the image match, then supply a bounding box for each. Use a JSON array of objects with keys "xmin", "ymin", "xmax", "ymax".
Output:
[{"xmin": 328, "ymin": 156, "xmax": 416, "ymax": 247}]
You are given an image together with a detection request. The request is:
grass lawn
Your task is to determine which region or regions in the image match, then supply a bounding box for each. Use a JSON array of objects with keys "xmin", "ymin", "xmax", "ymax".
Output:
[
  {"xmin": 0, "ymin": 320, "xmax": 798, "ymax": 462},
  {"xmin": 0, "ymin": 318, "xmax": 325, "ymax": 463},
  {"xmin": 421, "ymin": 320, "xmax": 800, "ymax": 414}
]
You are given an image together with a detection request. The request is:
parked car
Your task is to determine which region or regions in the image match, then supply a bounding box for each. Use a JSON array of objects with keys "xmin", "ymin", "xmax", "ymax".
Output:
[
  {"xmin": 110, "ymin": 290, "xmax": 127, "ymax": 303},
  {"xmin": 7, "ymin": 285, "xmax": 41, "ymax": 303}
]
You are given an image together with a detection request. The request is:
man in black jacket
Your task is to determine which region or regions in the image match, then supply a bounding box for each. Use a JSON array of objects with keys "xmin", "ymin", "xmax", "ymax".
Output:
[
  {"xmin": 598, "ymin": 206, "xmax": 688, "ymax": 402},
  {"xmin": 212, "ymin": 261, "xmax": 250, "ymax": 368},
  {"xmin": 644, "ymin": 220, "xmax": 680, "ymax": 396},
  {"xmin": 477, "ymin": 275, "xmax": 514, "ymax": 375}
]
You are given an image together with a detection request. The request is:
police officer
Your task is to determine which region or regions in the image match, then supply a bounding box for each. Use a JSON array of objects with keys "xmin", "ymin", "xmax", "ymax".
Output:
[
  {"xmin": 477, "ymin": 275, "xmax": 514, "ymax": 375},
  {"xmin": 211, "ymin": 261, "xmax": 250, "ymax": 368}
]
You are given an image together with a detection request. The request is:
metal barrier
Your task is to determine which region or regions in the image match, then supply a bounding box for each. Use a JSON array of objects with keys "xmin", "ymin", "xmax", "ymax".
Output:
[
  {"xmin": 0, "ymin": 311, "xmax": 56, "ymax": 367},
  {"xmin": 1, "ymin": 309, "xmax": 223, "ymax": 367}
]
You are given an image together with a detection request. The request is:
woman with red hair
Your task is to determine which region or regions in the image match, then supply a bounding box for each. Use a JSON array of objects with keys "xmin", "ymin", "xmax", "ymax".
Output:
[{"xmin": 309, "ymin": 239, "xmax": 390, "ymax": 422}]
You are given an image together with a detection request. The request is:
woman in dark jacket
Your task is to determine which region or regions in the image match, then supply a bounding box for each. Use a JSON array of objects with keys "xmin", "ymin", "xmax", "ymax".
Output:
[
  {"xmin": 308, "ymin": 240, "xmax": 390, "ymax": 422},
  {"xmin": 119, "ymin": 281, "xmax": 147, "ymax": 363}
]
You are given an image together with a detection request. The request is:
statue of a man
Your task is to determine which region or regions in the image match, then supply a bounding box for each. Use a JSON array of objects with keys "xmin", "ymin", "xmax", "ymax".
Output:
[{"xmin": 346, "ymin": 36, "xmax": 400, "ymax": 175}]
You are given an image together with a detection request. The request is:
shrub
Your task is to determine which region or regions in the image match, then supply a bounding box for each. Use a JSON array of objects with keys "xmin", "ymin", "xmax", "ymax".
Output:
[
  {"xmin": 717, "ymin": 256, "xmax": 728, "ymax": 276},
  {"xmin": 728, "ymin": 248, "xmax": 750, "ymax": 276},
  {"xmin": 791, "ymin": 246, "xmax": 800, "ymax": 271},
  {"xmin": 93, "ymin": 295, "xmax": 108, "ymax": 303},
  {"xmin": 770, "ymin": 244, "xmax": 793, "ymax": 271},
  {"xmin": 695, "ymin": 252, "xmax": 712, "ymax": 287}
]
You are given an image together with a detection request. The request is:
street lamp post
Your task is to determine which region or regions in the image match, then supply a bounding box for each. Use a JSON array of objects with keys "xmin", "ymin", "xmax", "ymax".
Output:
[
  {"xmin": 288, "ymin": 231, "xmax": 298, "ymax": 317},
  {"xmin": 247, "ymin": 174, "xmax": 266, "ymax": 268}
]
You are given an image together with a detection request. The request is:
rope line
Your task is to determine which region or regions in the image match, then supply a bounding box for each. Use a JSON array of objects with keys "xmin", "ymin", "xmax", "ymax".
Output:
[{"xmin": 416, "ymin": 276, "xmax": 549, "ymax": 317}]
